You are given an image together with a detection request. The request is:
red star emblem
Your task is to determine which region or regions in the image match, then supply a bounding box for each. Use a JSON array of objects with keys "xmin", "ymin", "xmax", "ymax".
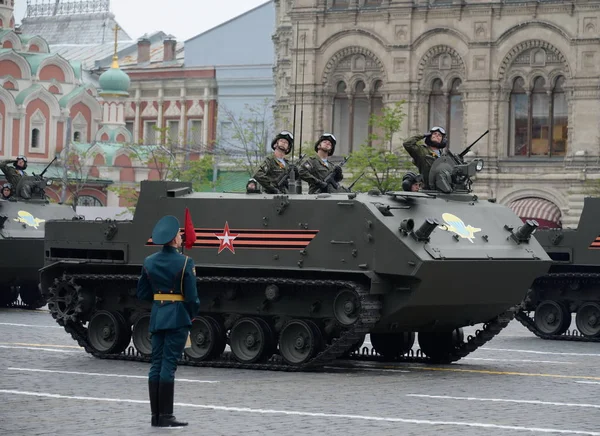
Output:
[{"xmin": 214, "ymin": 222, "xmax": 239, "ymax": 254}]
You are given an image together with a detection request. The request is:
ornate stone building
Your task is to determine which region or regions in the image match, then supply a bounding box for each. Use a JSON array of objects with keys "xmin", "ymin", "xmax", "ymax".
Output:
[{"xmin": 273, "ymin": 0, "xmax": 600, "ymax": 227}]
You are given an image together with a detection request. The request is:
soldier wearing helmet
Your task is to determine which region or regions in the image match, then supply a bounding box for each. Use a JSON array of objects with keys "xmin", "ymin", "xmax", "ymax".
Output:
[
  {"xmin": 245, "ymin": 178, "xmax": 261, "ymax": 194},
  {"xmin": 403, "ymin": 126, "xmax": 448, "ymax": 190},
  {"xmin": 402, "ymin": 172, "xmax": 422, "ymax": 192},
  {"xmin": 1, "ymin": 183, "xmax": 13, "ymax": 200},
  {"xmin": 0, "ymin": 155, "xmax": 28, "ymax": 191},
  {"xmin": 253, "ymin": 131, "xmax": 296, "ymax": 194},
  {"xmin": 298, "ymin": 133, "xmax": 345, "ymax": 194}
]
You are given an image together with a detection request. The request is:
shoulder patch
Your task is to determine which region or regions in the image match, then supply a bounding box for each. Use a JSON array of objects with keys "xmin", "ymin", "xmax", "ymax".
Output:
[{"xmin": 304, "ymin": 162, "xmax": 311, "ymax": 169}]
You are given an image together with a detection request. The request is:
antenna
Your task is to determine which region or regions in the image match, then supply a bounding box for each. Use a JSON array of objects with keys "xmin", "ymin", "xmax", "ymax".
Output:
[
  {"xmin": 298, "ymin": 31, "xmax": 307, "ymax": 161},
  {"xmin": 291, "ymin": 23, "xmax": 300, "ymax": 162}
]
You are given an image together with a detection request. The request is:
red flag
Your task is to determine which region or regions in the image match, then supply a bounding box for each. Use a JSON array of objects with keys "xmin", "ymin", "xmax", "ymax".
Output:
[{"xmin": 184, "ymin": 207, "xmax": 196, "ymax": 250}]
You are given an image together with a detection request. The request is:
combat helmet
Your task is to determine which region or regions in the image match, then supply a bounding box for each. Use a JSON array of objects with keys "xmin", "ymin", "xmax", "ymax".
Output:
[
  {"xmin": 14, "ymin": 155, "xmax": 28, "ymax": 170},
  {"xmin": 314, "ymin": 133, "xmax": 337, "ymax": 156},
  {"xmin": 271, "ymin": 131, "xmax": 294, "ymax": 155},
  {"xmin": 424, "ymin": 126, "xmax": 448, "ymax": 149}
]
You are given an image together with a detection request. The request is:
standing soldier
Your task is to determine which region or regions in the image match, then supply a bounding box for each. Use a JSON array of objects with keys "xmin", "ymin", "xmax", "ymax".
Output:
[
  {"xmin": 137, "ymin": 215, "xmax": 200, "ymax": 428},
  {"xmin": 253, "ymin": 131, "xmax": 296, "ymax": 194},
  {"xmin": 298, "ymin": 133, "xmax": 345, "ymax": 194},
  {"xmin": 402, "ymin": 126, "xmax": 448, "ymax": 189}
]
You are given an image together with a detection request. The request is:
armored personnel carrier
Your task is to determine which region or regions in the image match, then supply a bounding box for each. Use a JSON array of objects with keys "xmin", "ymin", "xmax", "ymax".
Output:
[
  {"xmin": 39, "ymin": 148, "xmax": 551, "ymax": 370},
  {"xmin": 515, "ymin": 197, "xmax": 600, "ymax": 341},
  {"xmin": 0, "ymin": 164, "xmax": 77, "ymax": 309}
]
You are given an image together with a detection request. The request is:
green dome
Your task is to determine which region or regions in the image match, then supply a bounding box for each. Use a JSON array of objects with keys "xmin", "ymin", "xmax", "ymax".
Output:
[{"xmin": 99, "ymin": 61, "xmax": 130, "ymax": 97}]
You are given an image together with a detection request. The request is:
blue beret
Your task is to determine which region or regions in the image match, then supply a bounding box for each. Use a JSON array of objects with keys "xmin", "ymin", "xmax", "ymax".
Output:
[{"xmin": 152, "ymin": 215, "xmax": 180, "ymax": 245}]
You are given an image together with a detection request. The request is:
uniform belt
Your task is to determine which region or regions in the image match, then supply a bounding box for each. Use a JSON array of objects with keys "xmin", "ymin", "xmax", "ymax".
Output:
[{"xmin": 154, "ymin": 294, "xmax": 184, "ymax": 302}]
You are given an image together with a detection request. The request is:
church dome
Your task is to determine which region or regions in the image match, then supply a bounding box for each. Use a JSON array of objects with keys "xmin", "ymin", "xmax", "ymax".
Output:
[{"xmin": 99, "ymin": 62, "xmax": 130, "ymax": 97}]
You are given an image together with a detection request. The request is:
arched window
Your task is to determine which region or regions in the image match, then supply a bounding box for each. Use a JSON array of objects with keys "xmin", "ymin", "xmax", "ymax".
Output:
[
  {"xmin": 509, "ymin": 75, "xmax": 567, "ymax": 157},
  {"xmin": 552, "ymin": 77, "xmax": 567, "ymax": 156},
  {"xmin": 428, "ymin": 78, "xmax": 463, "ymax": 148},
  {"xmin": 31, "ymin": 128, "xmax": 40, "ymax": 148},
  {"xmin": 73, "ymin": 131, "xmax": 81, "ymax": 142},
  {"xmin": 428, "ymin": 79, "xmax": 445, "ymax": 128},
  {"xmin": 352, "ymin": 80, "xmax": 369, "ymax": 149},
  {"xmin": 449, "ymin": 79, "xmax": 464, "ymax": 148},
  {"xmin": 77, "ymin": 195, "xmax": 103, "ymax": 207},
  {"xmin": 332, "ymin": 81, "xmax": 350, "ymax": 154}
]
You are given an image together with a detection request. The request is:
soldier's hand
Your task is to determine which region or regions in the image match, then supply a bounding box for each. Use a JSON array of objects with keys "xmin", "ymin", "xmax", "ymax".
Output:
[{"xmin": 333, "ymin": 166, "xmax": 343, "ymax": 182}]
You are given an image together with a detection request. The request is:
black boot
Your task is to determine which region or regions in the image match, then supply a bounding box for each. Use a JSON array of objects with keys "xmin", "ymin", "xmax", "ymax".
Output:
[
  {"xmin": 149, "ymin": 380, "xmax": 159, "ymax": 426},
  {"xmin": 158, "ymin": 381, "xmax": 188, "ymax": 427}
]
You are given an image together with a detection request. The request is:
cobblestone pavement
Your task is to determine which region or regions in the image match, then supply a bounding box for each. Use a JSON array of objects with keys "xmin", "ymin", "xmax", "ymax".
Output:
[{"xmin": 1, "ymin": 308, "xmax": 599, "ymax": 436}]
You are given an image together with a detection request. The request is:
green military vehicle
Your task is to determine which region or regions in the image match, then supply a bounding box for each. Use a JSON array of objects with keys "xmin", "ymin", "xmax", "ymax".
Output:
[
  {"xmin": 515, "ymin": 197, "xmax": 600, "ymax": 341},
  {"xmin": 0, "ymin": 165, "xmax": 77, "ymax": 309},
  {"xmin": 39, "ymin": 148, "xmax": 552, "ymax": 371}
]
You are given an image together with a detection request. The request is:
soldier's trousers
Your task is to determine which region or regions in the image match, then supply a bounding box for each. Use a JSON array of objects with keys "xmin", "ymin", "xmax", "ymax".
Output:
[{"xmin": 149, "ymin": 327, "xmax": 189, "ymax": 382}]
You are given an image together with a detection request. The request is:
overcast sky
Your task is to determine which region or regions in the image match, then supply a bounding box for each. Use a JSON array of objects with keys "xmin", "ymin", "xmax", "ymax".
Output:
[{"xmin": 13, "ymin": 0, "xmax": 269, "ymax": 41}]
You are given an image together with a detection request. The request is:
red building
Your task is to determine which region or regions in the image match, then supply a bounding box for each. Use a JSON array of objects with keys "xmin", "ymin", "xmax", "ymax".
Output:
[{"xmin": 1, "ymin": 0, "xmax": 219, "ymax": 206}]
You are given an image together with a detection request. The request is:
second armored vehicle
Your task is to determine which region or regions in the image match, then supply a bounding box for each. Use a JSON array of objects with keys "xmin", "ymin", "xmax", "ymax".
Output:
[
  {"xmin": 0, "ymin": 166, "xmax": 77, "ymax": 309},
  {"xmin": 515, "ymin": 197, "xmax": 600, "ymax": 341}
]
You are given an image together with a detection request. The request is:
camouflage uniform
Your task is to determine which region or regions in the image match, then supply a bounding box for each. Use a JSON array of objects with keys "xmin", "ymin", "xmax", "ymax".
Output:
[
  {"xmin": 253, "ymin": 155, "xmax": 290, "ymax": 194},
  {"xmin": 298, "ymin": 155, "xmax": 345, "ymax": 194},
  {"xmin": 0, "ymin": 160, "xmax": 26, "ymax": 189},
  {"xmin": 402, "ymin": 135, "xmax": 442, "ymax": 190}
]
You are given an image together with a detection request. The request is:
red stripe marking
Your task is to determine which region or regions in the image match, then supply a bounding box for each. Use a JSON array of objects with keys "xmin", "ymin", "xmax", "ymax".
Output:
[{"xmin": 194, "ymin": 233, "xmax": 316, "ymax": 239}]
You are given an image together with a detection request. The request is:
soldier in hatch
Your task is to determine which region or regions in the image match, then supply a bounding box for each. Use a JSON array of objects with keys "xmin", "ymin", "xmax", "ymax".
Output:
[
  {"xmin": 245, "ymin": 178, "xmax": 261, "ymax": 194},
  {"xmin": 1, "ymin": 183, "xmax": 13, "ymax": 200},
  {"xmin": 402, "ymin": 126, "xmax": 448, "ymax": 190},
  {"xmin": 298, "ymin": 133, "xmax": 345, "ymax": 194},
  {"xmin": 253, "ymin": 131, "xmax": 296, "ymax": 194},
  {"xmin": 0, "ymin": 156, "xmax": 28, "ymax": 190},
  {"xmin": 402, "ymin": 172, "xmax": 422, "ymax": 192}
]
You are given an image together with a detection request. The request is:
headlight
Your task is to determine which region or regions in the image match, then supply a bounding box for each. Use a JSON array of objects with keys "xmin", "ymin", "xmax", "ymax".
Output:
[
  {"xmin": 475, "ymin": 159, "xmax": 484, "ymax": 172},
  {"xmin": 46, "ymin": 180, "xmax": 53, "ymax": 186}
]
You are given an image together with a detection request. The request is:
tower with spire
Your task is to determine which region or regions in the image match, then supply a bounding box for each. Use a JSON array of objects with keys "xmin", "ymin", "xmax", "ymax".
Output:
[
  {"xmin": 0, "ymin": 0, "xmax": 15, "ymax": 30},
  {"xmin": 95, "ymin": 24, "xmax": 132, "ymax": 144}
]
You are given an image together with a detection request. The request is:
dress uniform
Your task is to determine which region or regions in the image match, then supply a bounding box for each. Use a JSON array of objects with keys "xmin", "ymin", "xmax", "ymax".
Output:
[
  {"xmin": 137, "ymin": 215, "xmax": 200, "ymax": 428},
  {"xmin": 253, "ymin": 131, "xmax": 295, "ymax": 194},
  {"xmin": 402, "ymin": 126, "xmax": 448, "ymax": 190},
  {"xmin": 298, "ymin": 133, "xmax": 345, "ymax": 194}
]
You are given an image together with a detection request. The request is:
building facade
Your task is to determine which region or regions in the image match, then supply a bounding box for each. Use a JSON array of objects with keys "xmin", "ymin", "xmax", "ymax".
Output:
[
  {"xmin": 273, "ymin": 0, "xmax": 600, "ymax": 227},
  {"xmin": 0, "ymin": 0, "xmax": 118, "ymax": 204},
  {"xmin": 5, "ymin": 0, "xmax": 220, "ymax": 205},
  {"xmin": 184, "ymin": 1, "xmax": 276, "ymax": 156}
]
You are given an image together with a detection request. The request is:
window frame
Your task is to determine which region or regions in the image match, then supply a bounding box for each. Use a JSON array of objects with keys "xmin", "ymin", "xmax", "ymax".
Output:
[
  {"xmin": 508, "ymin": 75, "xmax": 567, "ymax": 158},
  {"xmin": 427, "ymin": 77, "xmax": 463, "ymax": 149}
]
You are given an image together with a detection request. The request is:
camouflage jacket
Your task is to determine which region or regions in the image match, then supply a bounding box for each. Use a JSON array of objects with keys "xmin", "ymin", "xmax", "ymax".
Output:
[
  {"xmin": 253, "ymin": 154, "xmax": 290, "ymax": 194},
  {"xmin": 0, "ymin": 160, "xmax": 26, "ymax": 188},
  {"xmin": 402, "ymin": 135, "xmax": 443, "ymax": 190},
  {"xmin": 298, "ymin": 155, "xmax": 345, "ymax": 194}
]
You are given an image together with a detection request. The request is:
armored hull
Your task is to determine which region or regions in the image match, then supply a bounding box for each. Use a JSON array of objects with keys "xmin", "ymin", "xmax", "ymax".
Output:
[
  {"xmin": 516, "ymin": 197, "xmax": 600, "ymax": 341},
  {"xmin": 40, "ymin": 181, "xmax": 551, "ymax": 370},
  {"xmin": 0, "ymin": 198, "xmax": 76, "ymax": 308}
]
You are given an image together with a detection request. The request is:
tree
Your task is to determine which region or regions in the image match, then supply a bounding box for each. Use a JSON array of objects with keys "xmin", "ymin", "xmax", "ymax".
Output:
[
  {"xmin": 344, "ymin": 101, "xmax": 413, "ymax": 193},
  {"xmin": 108, "ymin": 125, "xmax": 215, "ymax": 210},
  {"xmin": 57, "ymin": 142, "xmax": 100, "ymax": 208},
  {"xmin": 215, "ymin": 98, "xmax": 274, "ymax": 177}
]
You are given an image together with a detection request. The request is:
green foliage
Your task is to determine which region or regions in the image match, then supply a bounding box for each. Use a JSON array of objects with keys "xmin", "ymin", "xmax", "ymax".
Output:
[
  {"xmin": 172, "ymin": 155, "xmax": 215, "ymax": 191},
  {"xmin": 216, "ymin": 98, "xmax": 274, "ymax": 176},
  {"xmin": 345, "ymin": 101, "xmax": 413, "ymax": 193}
]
